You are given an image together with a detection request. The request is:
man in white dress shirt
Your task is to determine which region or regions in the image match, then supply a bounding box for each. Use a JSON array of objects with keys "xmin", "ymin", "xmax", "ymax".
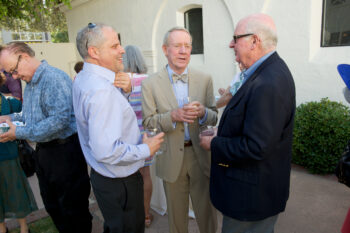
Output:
[{"xmin": 73, "ymin": 23, "xmax": 164, "ymax": 233}]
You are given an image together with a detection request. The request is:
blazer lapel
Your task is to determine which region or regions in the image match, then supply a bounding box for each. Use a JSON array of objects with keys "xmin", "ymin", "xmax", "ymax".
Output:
[
  {"xmin": 219, "ymin": 52, "xmax": 279, "ymax": 133},
  {"xmin": 188, "ymin": 67, "xmax": 200, "ymax": 100}
]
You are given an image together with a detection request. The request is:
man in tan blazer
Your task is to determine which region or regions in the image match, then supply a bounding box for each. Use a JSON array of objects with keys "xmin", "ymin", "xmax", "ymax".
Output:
[{"xmin": 142, "ymin": 27, "xmax": 218, "ymax": 233}]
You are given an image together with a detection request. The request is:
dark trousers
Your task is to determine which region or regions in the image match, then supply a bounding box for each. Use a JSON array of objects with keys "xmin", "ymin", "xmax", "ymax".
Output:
[
  {"xmin": 90, "ymin": 169, "xmax": 145, "ymax": 233},
  {"xmin": 34, "ymin": 134, "xmax": 92, "ymax": 233}
]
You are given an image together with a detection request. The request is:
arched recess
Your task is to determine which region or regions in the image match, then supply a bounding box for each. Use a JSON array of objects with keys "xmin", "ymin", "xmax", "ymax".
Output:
[{"xmin": 151, "ymin": 0, "xmax": 237, "ymax": 90}]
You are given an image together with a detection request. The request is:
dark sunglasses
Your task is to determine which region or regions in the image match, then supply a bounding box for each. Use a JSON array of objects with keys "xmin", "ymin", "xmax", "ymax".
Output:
[
  {"xmin": 233, "ymin": 33, "xmax": 254, "ymax": 43},
  {"xmin": 86, "ymin": 23, "xmax": 97, "ymax": 50}
]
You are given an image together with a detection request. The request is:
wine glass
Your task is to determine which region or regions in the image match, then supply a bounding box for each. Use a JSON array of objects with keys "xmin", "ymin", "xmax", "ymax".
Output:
[
  {"xmin": 199, "ymin": 125, "xmax": 215, "ymax": 136},
  {"xmin": 145, "ymin": 127, "xmax": 166, "ymax": 155},
  {"xmin": 182, "ymin": 96, "xmax": 198, "ymax": 126}
]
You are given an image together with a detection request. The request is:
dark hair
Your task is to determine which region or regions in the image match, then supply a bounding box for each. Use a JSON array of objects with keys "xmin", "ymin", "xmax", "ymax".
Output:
[{"xmin": 74, "ymin": 61, "xmax": 84, "ymax": 73}]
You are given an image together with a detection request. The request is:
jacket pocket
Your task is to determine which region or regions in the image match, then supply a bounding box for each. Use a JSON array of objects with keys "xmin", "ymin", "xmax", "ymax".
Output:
[{"xmin": 225, "ymin": 168, "xmax": 258, "ymax": 185}]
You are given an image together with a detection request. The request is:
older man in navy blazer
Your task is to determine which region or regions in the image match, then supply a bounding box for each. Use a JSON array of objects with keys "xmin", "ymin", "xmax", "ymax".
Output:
[{"xmin": 200, "ymin": 13, "xmax": 295, "ymax": 233}]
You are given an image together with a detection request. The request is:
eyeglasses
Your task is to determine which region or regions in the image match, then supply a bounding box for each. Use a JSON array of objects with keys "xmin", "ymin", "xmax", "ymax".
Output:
[
  {"xmin": 9, "ymin": 55, "xmax": 22, "ymax": 76},
  {"xmin": 86, "ymin": 23, "xmax": 97, "ymax": 50},
  {"xmin": 233, "ymin": 33, "xmax": 254, "ymax": 43}
]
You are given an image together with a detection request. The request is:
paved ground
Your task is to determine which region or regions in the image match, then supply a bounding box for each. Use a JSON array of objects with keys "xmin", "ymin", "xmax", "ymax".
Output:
[{"xmin": 6, "ymin": 165, "xmax": 350, "ymax": 233}]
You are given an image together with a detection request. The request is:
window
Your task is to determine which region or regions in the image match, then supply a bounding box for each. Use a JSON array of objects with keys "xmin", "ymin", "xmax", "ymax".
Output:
[
  {"xmin": 321, "ymin": 0, "xmax": 350, "ymax": 47},
  {"xmin": 184, "ymin": 8, "xmax": 203, "ymax": 54}
]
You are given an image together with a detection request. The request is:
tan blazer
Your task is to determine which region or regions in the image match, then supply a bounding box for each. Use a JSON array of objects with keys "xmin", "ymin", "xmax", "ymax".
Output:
[{"xmin": 142, "ymin": 66, "xmax": 217, "ymax": 182}]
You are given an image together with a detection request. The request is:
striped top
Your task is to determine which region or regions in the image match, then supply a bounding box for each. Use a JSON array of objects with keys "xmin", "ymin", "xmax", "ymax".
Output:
[
  {"xmin": 128, "ymin": 73, "xmax": 154, "ymax": 166},
  {"xmin": 129, "ymin": 73, "xmax": 148, "ymax": 132}
]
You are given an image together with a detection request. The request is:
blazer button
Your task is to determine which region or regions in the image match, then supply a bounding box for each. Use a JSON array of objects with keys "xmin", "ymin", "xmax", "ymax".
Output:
[
  {"xmin": 181, "ymin": 129, "xmax": 184, "ymax": 132},
  {"xmin": 180, "ymin": 148, "xmax": 183, "ymax": 152}
]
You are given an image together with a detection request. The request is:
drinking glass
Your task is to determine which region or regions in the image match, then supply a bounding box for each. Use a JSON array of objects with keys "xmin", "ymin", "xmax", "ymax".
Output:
[
  {"xmin": 199, "ymin": 125, "xmax": 215, "ymax": 136},
  {"xmin": 145, "ymin": 127, "xmax": 166, "ymax": 155}
]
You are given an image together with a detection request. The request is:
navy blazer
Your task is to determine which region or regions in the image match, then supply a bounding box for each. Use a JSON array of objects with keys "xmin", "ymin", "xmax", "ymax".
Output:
[{"xmin": 210, "ymin": 52, "xmax": 296, "ymax": 221}]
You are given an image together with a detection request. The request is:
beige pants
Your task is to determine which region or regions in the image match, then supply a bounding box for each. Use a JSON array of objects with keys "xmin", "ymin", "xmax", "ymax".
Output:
[{"xmin": 163, "ymin": 146, "xmax": 217, "ymax": 233}]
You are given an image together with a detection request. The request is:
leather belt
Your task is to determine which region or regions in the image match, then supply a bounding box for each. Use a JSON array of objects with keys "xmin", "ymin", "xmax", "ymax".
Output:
[
  {"xmin": 184, "ymin": 140, "xmax": 192, "ymax": 147},
  {"xmin": 37, "ymin": 133, "xmax": 77, "ymax": 148}
]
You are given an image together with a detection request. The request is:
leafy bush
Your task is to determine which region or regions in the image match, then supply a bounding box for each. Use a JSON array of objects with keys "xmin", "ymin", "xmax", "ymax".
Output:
[{"xmin": 292, "ymin": 98, "xmax": 350, "ymax": 174}]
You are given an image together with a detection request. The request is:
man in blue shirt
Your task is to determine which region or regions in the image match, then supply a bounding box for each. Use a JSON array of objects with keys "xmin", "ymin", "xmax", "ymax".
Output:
[
  {"xmin": 200, "ymin": 13, "xmax": 296, "ymax": 233},
  {"xmin": 0, "ymin": 42, "xmax": 92, "ymax": 233},
  {"xmin": 74, "ymin": 23, "xmax": 164, "ymax": 233}
]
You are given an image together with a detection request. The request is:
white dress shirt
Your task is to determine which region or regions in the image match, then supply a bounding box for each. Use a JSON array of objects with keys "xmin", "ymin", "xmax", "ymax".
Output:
[{"xmin": 72, "ymin": 62, "xmax": 150, "ymax": 178}]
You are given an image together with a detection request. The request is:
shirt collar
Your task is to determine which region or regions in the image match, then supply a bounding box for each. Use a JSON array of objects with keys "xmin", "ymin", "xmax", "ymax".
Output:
[
  {"xmin": 166, "ymin": 65, "xmax": 188, "ymax": 84},
  {"xmin": 244, "ymin": 51, "xmax": 275, "ymax": 79},
  {"xmin": 31, "ymin": 60, "xmax": 49, "ymax": 84},
  {"xmin": 83, "ymin": 62, "xmax": 116, "ymax": 84}
]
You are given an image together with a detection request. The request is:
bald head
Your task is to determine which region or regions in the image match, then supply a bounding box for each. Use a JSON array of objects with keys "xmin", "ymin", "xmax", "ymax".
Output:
[{"xmin": 238, "ymin": 13, "xmax": 277, "ymax": 52}]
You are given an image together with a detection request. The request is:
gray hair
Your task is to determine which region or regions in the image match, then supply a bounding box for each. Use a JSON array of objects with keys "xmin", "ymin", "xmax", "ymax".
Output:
[
  {"xmin": 244, "ymin": 18, "xmax": 278, "ymax": 51},
  {"xmin": 163, "ymin": 26, "xmax": 192, "ymax": 46},
  {"xmin": 123, "ymin": 45, "xmax": 148, "ymax": 74},
  {"xmin": 76, "ymin": 23, "xmax": 110, "ymax": 59}
]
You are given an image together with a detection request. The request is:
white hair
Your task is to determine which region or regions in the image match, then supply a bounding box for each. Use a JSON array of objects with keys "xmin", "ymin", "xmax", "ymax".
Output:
[{"xmin": 244, "ymin": 16, "xmax": 278, "ymax": 51}]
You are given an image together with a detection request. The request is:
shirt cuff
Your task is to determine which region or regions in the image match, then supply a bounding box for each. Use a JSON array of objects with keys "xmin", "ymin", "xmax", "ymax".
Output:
[
  {"xmin": 199, "ymin": 108, "xmax": 208, "ymax": 125},
  {"xmin": 139, "ymin": 143, "xmax": 151, "ymax": 158},
  {"xmin": 15, "ymin": 125, "xmax": 26, "ymax": 140},
  {"xmin": 121, "ymin": 88, "xmax": 131, "ymax": 99}
]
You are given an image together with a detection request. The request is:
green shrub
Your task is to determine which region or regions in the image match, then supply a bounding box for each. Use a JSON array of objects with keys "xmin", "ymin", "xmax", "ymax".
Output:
[{"xmin": 292, "ymin": 98, "xmax": 350, "ymax": 174}]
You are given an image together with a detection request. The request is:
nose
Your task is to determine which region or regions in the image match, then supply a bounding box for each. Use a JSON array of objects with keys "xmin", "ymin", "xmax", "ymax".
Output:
[
  {"xmin": 120, "ymin": 46, "xmax": 125, "ymax": 54},
  {"xmin": 179, "ymin": 45, "xmax": 186, "ymax": 53},
  {"xmin": 229, "ymin": 39, "xmax": 235, "ymax": 48}
]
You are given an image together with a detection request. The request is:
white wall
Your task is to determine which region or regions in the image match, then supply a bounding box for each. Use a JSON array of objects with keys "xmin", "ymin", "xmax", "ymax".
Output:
[
  {"xmin": 30, "ymin": 43, "xmax": 81, "ymax": 78},
  {"xmin": 62, "ymin": 0, "xmax": 350, "ymax": 105}
]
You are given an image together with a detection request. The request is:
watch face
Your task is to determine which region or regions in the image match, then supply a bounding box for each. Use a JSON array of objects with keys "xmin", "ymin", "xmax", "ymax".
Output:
[
  {"xmin": 0, "ymin": 123, "xmax": 9, "ymax": 134},
  {"xmin": 331, "ymin": 0, "xmax": 346, "ymax": 6}
]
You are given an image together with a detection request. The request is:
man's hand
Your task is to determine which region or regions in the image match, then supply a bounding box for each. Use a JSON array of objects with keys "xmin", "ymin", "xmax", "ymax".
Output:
[
  {"xmin": 190, "ymin": 101, "xmax": 206, "ymax": 118},
  {"xmin": 0, "ymin": 115, "xmax": 11, "ymax": 124},
  {"xmin": 216, "ymin": 86, "xmax": 232, "ymax": 109},
  {"xmin": 199, "ymin": 133, "xmax": 215, "ymax": 151},
  {"xmin": 171, "ymin": 107, "xmax": 198, "ymax": 123},
  {"xmin": 143, "ymin": 132, "xmax": 165, "ymax": 156},
  {"xmin": 114, "ymin": 72, "xmax": 132, "ymax": 93},
  {"xmin": 218, "ymin": 88, "xmax": 226, "ymax": 96},
  {"xmin": 0, "ymin": 120, "xmax": 17, "ymax": 143}
]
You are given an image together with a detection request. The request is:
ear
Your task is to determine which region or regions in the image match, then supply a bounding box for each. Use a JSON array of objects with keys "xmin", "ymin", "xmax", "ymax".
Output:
[
  {"xmin": 162, "ymin": 44, "xmax": 168, "ymax": 57},
  {"xmin": 20, "ymin": 53, "xmax": 30, "ymax": 60},
  {"xmin": 88, "ymin": 46, "xmax": 100, "ymax": 60},
  {"xmin": 251, "ymin": 35, "xmax": 261, "ymax": 50}
]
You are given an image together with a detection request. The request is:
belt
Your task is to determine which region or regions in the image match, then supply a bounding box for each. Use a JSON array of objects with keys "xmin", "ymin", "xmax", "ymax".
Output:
[
  {"xmin": 184, "ymin": 140, "xmax": 192, "ymax": 147},
  {"xmin": 37, "ymin": 133, "xmax": 77, "ymax": 148}
]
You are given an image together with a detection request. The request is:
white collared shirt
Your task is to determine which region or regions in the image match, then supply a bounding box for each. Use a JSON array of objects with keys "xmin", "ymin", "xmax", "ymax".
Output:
[{"xmin": 72, "ymin": 62, "xmax": 150, "ymax": 178}]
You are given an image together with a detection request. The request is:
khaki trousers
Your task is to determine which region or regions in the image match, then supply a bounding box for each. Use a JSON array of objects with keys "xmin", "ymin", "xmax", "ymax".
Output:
[{"xmin": 163, "ymin": 146, "xmax": 217, "ymax": 233}]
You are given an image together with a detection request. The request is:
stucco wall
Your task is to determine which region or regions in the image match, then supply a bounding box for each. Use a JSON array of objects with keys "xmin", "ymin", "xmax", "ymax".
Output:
[
  {"xmin": 62, "ymin": 0, "xmax": 350, "ymax": 105},
  {"xmin": 30, "ymin": 43, "xmax": 81, "ymax": 78}
]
